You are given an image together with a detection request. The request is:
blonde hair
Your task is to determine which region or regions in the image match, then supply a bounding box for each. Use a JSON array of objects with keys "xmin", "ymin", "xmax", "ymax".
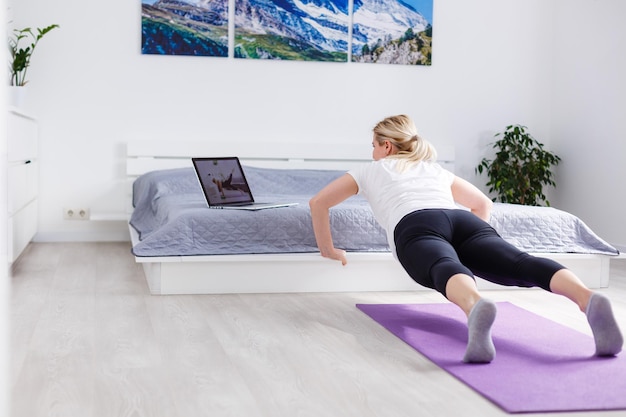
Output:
[{"xmin": 373, "ymin": 115, "xmax": 437, "ymax": 170}]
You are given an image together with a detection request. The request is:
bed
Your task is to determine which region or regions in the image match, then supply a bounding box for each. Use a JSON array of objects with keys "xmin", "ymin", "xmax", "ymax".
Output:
[{"xmin": 127, "ymin": 140, "xmax": 619, "ymax": 295}]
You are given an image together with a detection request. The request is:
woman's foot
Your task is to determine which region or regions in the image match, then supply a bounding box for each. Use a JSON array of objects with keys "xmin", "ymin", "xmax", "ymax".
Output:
[
  {"xmin": 586, "ymin": 293, "xmax": 623, "ymax": 356},
  {"xmin": 463, "ymin": 298, "xmax": 497, "ymax": 363}
]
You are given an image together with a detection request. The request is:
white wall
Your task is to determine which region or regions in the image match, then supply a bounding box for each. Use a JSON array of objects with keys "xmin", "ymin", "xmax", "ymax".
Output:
[
  {"xmin": 550, "ymin": 0, "xmax": 626, "ymax": 249},
  {"xmin": 8, "ymin": 0, "xmax": 623, "ymax": 248}
]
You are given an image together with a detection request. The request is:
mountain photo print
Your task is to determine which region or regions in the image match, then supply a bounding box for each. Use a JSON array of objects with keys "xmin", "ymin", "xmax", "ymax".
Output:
[
  {"xmin": 141, "ymin": 0, "xmax": 229, "ymax": 57},
  {"xmin": 234, "ymin": 0, "xmax": 349, "ymax": 62},
  {"xmin": 352, "ymin": 0, "xmax": 433, "ymax": 65}
]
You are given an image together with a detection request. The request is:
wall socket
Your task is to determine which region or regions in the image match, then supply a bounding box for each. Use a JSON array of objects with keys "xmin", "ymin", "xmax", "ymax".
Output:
[{"xmin": 64, "ymin": 207, "xmax": 90, "ymax": 220}]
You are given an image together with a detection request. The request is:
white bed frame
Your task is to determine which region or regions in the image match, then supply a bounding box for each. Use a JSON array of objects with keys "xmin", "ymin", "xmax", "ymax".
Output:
[{"xmin": 127, "ymin": 140, "xmax": 612, "ymax": 295}]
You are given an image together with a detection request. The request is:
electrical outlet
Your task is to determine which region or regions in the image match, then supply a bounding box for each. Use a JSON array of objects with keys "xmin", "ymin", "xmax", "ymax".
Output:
[{"xmin": 63, "ymin": 207, "xmax": 90, "ymax": 220}]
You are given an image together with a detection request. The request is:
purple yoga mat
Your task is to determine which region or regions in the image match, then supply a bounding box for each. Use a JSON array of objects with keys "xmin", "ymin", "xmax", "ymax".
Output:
[{"xmin": 356, "ymin": 302, "xmax": 626, "ymax": 413}]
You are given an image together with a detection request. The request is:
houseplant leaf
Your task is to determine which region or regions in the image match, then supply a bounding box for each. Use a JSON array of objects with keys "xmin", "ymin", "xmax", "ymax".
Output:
[
  {"xmin": 8, "ymin": 24, "xmax": 60, "ymax": 86},
  {"xmin": 475, "ymin": 125, "xmax": 561, "ymax": 206}
]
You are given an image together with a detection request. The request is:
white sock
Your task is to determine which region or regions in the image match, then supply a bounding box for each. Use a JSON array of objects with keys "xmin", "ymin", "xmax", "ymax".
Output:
[
  {"xmin": 463, "ymin": 298, "xmax": 497, "ymax": 363},
  {"xmin": 586, "ymin": 293, "xmax": 623, "ymax": 356}
]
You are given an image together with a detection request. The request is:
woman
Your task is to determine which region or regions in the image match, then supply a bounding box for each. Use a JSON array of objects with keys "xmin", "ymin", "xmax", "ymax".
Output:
[{"xmin": 309, "ymin": 114, "xmax": 623, "ymax": 363}]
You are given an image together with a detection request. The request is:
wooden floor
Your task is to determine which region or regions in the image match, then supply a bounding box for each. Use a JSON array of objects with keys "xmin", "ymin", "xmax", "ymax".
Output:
[{"xmin": 10, "ymin": 242, "xmax": 626, "ymax": 417}]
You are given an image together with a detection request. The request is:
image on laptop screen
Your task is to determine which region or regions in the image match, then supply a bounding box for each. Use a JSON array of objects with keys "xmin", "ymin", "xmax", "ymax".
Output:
[{"xmin": 193, "ymin": 157, "xmax": 254, "ymax": 206}]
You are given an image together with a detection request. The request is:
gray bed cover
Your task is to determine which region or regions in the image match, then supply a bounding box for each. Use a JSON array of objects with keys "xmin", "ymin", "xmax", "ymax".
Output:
[{"xmin": 130, "ymin": 166, "xmax": 618, "ymax": 257}]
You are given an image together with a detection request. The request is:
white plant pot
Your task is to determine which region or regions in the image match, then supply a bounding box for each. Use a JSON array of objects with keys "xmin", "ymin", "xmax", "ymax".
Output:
[{"xmin": 8, "ymin": 86, "xmax": 27, "ymax": 108}]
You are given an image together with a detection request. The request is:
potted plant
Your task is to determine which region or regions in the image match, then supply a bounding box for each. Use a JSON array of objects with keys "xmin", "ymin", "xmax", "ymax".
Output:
[
  {"xmin": 8, "ymin": 24, "xmax": 59, "ymax": 87},
  {"xmin": 475, "ymin": 124, "xmax": 561, "ymax": 206}
]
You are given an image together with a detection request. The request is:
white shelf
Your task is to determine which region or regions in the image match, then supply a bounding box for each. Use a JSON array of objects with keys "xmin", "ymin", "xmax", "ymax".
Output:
[{"xmin": 7, "ymin": 111, "xmax": 38, "ymax": 263}]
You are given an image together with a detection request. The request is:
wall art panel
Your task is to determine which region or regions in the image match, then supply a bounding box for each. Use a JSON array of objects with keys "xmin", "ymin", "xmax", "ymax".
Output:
[
  {"xmin": 351, "ymin": 0, "xmax": 433, "ymax": 65},
  {"xmin": 142, "ymin": 0, "xmax": 229, "ymax": 56},
  {"xmin": 234, "ymin": 0, "xmax": 349, "ymax": 62}
]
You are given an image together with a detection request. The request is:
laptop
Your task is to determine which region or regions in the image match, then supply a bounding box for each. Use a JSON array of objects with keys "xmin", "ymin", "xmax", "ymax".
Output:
[{"xmin": 192, "ymin": 157, "xmax": 298, "ymax": 210}]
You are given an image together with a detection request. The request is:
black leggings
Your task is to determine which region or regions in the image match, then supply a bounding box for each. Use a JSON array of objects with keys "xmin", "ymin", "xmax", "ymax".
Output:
[{"xmin": 394, "ymin": 209, "xmax": 565, "ymax": 298}]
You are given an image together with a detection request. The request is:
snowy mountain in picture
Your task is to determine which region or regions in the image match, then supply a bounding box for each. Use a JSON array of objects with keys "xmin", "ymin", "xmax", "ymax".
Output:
[
  {"xmin": 234, "ymin": 0, "xmax": 349, "ymax": 61},
  {"xmin": 141, "ymin": 0, "xmax": 433, "ymax": 64},
  {"xmin": 352, "ymin": 0, "xmax": 428, "ymax": 51}
]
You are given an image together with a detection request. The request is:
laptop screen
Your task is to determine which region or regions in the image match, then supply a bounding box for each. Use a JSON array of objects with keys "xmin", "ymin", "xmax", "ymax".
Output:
[{"xmin": 192, "ymin": 157, "xmax": 255, "ymax": 206}]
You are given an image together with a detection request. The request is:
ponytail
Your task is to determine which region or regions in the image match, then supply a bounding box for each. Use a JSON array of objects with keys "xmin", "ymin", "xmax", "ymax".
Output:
[{"xmin": 373, "ymin": 115, "xmax": 437, "ymax": 170}]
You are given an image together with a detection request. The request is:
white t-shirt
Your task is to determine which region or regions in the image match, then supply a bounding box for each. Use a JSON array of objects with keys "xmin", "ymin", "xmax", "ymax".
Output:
[{"xmin": 348, "ymin": 158, "xmax": 457, "ymax": 255}]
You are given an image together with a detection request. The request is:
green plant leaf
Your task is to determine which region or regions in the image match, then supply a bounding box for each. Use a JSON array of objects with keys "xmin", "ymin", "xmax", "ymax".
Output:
[
  {"xmin": 475, "ymin": 124, "xmax": 560, "ymax": 206},
  {"xmin": 8, "ymin": 24, "xmax": 59, "ymax": 86}
]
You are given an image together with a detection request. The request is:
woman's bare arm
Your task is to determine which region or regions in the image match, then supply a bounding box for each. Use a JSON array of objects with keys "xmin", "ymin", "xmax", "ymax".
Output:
[
  {"xmin": 451, "ymin": 176, "xmax": 493, "ymax": 222},
  {"xmin": 309, "ymin": 174, "xmax": 359, "ymax": 265}
]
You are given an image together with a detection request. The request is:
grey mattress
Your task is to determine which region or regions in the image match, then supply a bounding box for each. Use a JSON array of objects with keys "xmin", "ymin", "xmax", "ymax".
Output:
[{"xmin": 129, "ymin": 166, "xmax": 618, "ymax": 257}]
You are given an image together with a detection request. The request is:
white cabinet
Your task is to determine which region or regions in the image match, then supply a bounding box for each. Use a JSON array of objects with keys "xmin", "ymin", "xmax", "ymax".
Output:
[{"xmin": 7, "ymin": 110, "xmax": 38, "ymax": 264}]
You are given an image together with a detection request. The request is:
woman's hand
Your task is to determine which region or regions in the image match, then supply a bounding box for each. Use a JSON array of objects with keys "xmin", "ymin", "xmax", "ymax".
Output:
[{"xmin": 321, "ymin": 248, "xmax": 348, "ymax": 265}]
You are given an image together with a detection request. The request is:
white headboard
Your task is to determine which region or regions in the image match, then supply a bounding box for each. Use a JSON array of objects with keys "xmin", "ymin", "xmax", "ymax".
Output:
[{"xmin": 126, "ymin": 140, "xmax": 455, "ymax": 176}]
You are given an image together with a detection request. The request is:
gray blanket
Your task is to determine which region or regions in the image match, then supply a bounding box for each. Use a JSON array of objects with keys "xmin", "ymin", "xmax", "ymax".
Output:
[{"xmin": 130, "ymin": 166, "xmax": 618, "ymax": 257}]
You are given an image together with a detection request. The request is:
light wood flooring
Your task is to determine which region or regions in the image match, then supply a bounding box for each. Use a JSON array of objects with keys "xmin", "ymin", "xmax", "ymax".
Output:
[{"xmin": 10, "ymin": 242, "xmax": 626, "ymax": 417}]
